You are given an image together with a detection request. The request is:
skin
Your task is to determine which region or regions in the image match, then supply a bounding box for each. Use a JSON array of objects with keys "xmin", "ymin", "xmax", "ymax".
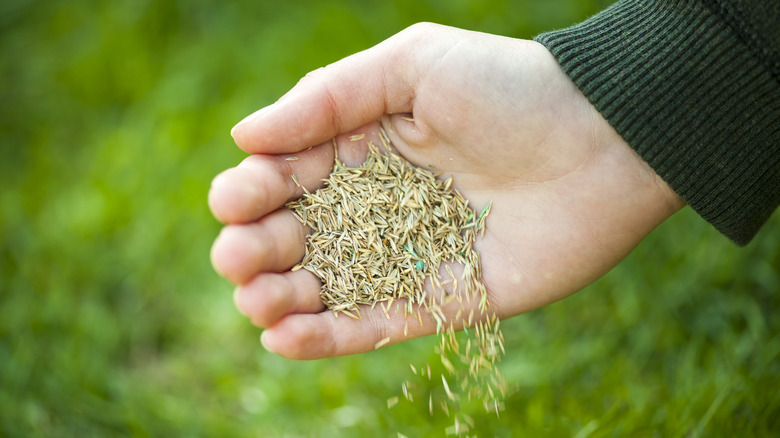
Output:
[{"xmin": 209, "ymin": 23, "xmax": 685, "ymax": 360}]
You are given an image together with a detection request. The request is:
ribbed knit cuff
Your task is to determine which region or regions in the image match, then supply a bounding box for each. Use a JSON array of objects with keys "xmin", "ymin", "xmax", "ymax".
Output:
[{"xmin": 536, "ymin": 0, "xmax": 780, "ymax": 245}]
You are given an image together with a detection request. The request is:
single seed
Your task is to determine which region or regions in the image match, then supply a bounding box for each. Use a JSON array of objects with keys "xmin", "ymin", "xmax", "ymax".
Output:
[
  {"xmin": 387, "ymin": 396, "xmax": 399, "ymax": 409},
  {"xmin": 477, "ymin": 201, "xmax": 492, "ymax": 223},
  {"xmin": 374, "ymin": 337, "xmax": 391, "ymax": 350},
  {"xmin": 442, "ymin": 375, "xmax": 455, "ymax": 402}
]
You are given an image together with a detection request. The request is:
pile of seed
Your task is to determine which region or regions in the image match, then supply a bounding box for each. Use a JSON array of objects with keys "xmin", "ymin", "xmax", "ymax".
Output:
[{"xmin": 286, "ymin": 130, "xmax": 506, "ymax": 427}]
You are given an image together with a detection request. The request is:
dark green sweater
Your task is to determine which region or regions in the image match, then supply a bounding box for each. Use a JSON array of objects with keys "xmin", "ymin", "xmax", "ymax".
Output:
[{"xmin": 536, "ymin": 0, "xmax": 780, "ymax": 245}]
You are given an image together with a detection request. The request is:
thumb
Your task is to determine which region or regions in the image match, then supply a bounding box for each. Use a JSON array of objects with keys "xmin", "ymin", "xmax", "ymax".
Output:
[{"xmin": 230, "ymin": 23, "xmax": 454, "ymax": 154}]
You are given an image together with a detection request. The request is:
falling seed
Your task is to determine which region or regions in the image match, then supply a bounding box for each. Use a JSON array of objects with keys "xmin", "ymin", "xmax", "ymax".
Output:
[
  {"xmin": 387, "ymin": 396, "xmax": 399, "ymax": 409},
  {"xmin": 442, "ymin": 375, "xmax": 455, "ymax": 401},
  {"xmin": 441, "ymin": 356, "xmax": 455, "ymax": 374},
  {"xmin": 440, "ymin": 401, "xmax": 450, "ymax": 417}
]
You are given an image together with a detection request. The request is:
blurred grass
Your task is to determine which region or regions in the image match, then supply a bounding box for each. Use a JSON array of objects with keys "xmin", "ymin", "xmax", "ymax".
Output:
[{"xmin": 1, "ymin": 0, "xmax": 778, "ymax": 436}]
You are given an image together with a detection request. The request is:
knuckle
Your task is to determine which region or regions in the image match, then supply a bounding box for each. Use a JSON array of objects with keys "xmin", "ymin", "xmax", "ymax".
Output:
[
  {"xmin": 404, "ymin": 21, "xmax": 440, "ymax": 37},
  {"xmin": 300, "ymin": 66, "xmax": 326, "ymax": 83}
]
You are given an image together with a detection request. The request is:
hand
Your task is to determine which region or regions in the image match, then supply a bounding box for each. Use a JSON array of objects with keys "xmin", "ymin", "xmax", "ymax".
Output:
[{"xmin": 209, "ymin": 23, "xmax": 684, "ymax": 359}]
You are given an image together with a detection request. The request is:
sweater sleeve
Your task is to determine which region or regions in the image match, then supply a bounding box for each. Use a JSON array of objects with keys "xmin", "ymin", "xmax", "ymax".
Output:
[{"xmin": 535, "ymin": 0, "xmax": 780, "ymax": 246}]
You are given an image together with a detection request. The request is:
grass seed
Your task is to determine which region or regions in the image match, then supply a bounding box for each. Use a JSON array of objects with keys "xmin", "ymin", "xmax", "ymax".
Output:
[{"xmin": 286, "ymin": 130, "xmax": 506, "ymax": 430}]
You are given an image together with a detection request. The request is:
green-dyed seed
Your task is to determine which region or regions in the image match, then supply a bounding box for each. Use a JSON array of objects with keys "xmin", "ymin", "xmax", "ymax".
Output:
[
  {"xmin": 477, "ymin": 201, "xmax": 492, "ymax": 223},
  {"xmin": 404, "ymin": 243, "xmax": 419, "ymax": 259}
]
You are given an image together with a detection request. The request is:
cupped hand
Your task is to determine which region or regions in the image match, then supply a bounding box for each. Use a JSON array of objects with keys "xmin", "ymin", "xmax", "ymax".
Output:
[{"xmin": 209, "ymin": 23, "xmax": 684, "ymax": 359}]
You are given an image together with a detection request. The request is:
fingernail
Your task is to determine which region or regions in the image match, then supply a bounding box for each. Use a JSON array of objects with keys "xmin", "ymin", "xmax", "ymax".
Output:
[
  {"xmin": 260, "ymin": 331, "xmax": 276, "ymax": 353},
  {"xmin": 231, "ymin": 104, "xmax": 274, "ymax": 137}
]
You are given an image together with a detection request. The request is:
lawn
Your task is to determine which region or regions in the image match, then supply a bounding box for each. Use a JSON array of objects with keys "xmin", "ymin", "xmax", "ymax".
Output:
[{"xmin": 1, "ymin": 0, "xmax": 778, "ymax": 436}]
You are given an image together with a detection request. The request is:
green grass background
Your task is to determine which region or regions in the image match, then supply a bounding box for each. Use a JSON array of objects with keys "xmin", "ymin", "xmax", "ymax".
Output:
[{"xmin": 2, "ymin": 0, "xmax": 778, "ymax": 436}]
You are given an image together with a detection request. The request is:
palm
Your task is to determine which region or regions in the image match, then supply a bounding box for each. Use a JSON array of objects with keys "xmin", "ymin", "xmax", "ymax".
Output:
[
  {"xmin": 210, "ymin": 23, "xmax": 683, "ymax": 359},
  {"xmin": 382, "ymin": 36, "xmax": 670, "ymax": 319}
]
